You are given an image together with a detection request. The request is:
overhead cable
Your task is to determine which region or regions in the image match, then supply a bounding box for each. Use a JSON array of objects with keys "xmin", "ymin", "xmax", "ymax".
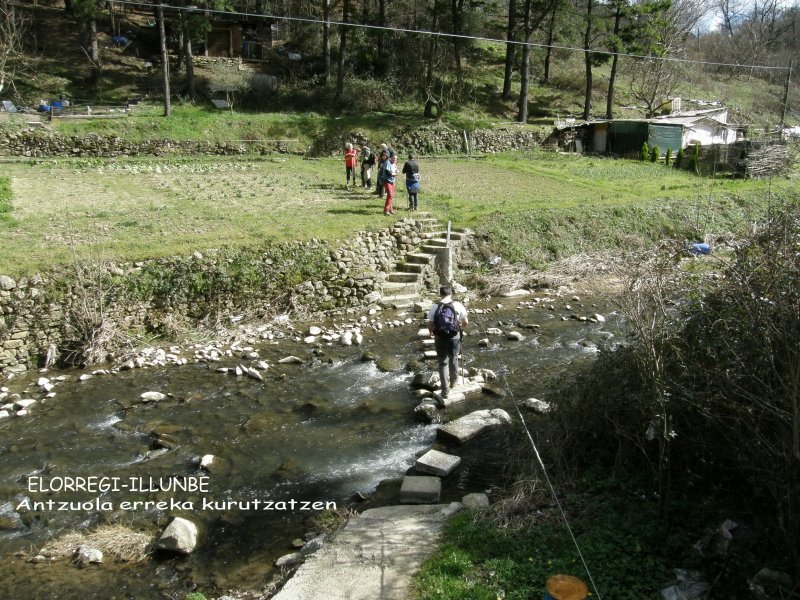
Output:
[{"xmin": 105, "ymin": 0, "xmax": 791, "ymax": 72}]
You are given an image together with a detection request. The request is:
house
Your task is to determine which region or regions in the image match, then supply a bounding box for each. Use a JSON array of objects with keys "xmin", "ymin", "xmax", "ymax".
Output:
[
  {"xmin": 554, "ymin": 105, "xmax": 740, "ymax": 157},
  {"xmin": 205, "ymin": 19, "xmax": 274, "ymax": 60}
]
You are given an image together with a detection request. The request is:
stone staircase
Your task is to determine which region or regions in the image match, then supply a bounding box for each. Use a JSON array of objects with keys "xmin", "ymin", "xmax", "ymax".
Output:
[{"xmin": 380, "ymin": 213, "xmax": 470, "ymax": 308}]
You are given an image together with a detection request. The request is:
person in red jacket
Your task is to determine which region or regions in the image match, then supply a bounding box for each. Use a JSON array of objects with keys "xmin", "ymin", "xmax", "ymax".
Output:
[{"xmin": 344, "ymin": 143, "xmax": 358, "ymax": 187}]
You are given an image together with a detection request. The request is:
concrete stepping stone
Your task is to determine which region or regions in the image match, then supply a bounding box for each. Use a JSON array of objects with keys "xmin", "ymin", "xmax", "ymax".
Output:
[
  {"xmin": 415, "ymin": 450, "xmax": 461, "ymax": 476},
  {"xmin": 400, "ymin": 476, "xmax": 442, "ymax": 504},
  {"xmin": 434, "ymin": 390, "xmax": 466, "ymax": 407},
  {"xmin": 437, "ymin": 409, "xmax": 512, "ymax": 444}
]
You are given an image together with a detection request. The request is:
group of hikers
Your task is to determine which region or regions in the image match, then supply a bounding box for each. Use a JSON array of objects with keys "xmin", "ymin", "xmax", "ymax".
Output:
[{"xmin": 344, "ymin": 142, "xmax": 421, "ymax": 216}]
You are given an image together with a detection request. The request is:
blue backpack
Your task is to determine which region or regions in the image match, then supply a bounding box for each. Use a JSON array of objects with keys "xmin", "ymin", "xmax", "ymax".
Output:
[{"xmin": 433, "ymin": 303, "xmax": 459, "ymax": 337}]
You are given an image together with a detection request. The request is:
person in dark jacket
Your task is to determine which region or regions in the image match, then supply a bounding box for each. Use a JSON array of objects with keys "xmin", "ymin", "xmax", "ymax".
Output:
[{"xmin": 401, "ymin": 153, "xmax": 421, "ymax": 210}]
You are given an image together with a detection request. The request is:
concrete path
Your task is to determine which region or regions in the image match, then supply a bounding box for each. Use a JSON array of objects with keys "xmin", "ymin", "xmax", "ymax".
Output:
[{"xmin": 272, "ymin": 503, "xmax": 462, "ymax": 600}]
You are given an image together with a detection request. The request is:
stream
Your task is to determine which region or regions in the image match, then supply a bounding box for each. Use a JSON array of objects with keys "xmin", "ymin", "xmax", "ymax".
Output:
[{"xmin": 0, "ymin": 294, "xmax": 620, "ymax": 599}]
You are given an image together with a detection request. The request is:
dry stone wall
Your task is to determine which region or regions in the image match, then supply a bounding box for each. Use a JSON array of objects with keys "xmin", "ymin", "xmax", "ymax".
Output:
[
  {"xmin": 0, "ymin": 123, "xmax": 543, "ymax": 159},
  {"xmin": 0, "ymin": 130, "xmax": 293, "ymax": 157},
  {"xmin": 0, "ymin": 219, "xmax": 437, "ymax": 379}
]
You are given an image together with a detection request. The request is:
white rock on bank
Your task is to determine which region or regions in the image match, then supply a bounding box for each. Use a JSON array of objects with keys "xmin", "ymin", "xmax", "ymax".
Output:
[
  {"xmin": 523, "ymin": 398, "xmax": 551, "ymax": 413},
  {"xmin": 140, "ymin": 391, "xmax": 166, "ymax": 402},
  {"xmin": 76, "ymin": 546, "xmax": 103, "ymax": 564},
  {"xmin": 278, "ymin": 356, "xmax": 303, "ymax": 364},
  {"xmin": 157, "ymin": 517, "xmax": 198, "ymax": 554}
]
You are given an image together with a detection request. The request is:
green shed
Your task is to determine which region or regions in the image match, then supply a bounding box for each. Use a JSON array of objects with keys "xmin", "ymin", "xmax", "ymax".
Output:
[
  {"xmin": 604, "ymin": 120, "xmax": 683, "ymax": 157},
  {"xmin": 607, "ymin": 121, "xmax": 648, "ymax": 157},
  {"xmin": 647, "ymin": 123, "xmax": 683, "ymax": 156}
]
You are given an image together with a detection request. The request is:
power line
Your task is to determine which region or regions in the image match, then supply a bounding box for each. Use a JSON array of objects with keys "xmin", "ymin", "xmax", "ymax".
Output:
[
  {"xmin": 108, "ymin": 0, "xmax": 790, "ymax": 72},
  {"xmin": 501, "ymin": 374, "xmax": 604, "ymax": 600}
]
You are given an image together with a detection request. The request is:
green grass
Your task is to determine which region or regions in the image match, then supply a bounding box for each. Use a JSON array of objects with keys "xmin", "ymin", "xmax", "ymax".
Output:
[
  {"xmin": 0, "ymin": 176, "xmax": 13, "ymax": 227},
  {"xmin": 413, "ymin": 474, "xmax": 759, "ymax": 600},
  {"xmin": 1, "ymin": 151, "xmax": 795, "ymax": 275}
]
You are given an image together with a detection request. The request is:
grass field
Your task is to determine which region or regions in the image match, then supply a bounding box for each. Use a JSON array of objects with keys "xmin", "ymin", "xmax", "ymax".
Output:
[{"xmin": 2, "ymin": 151, "xmax": 796, "ymax": 275}]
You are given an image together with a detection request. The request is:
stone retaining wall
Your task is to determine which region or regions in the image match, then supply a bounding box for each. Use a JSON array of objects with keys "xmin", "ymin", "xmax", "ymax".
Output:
[
  {"xmin": 0, "ymin": 123, "xmax": 543, "ymax": 159},
  {"xmin": 0, "ymin": 219, "xmax": 442, "ymax": 379},
  {"xmin": 0, "ymin": 130, "xmax": 293, "ymax": 157}
]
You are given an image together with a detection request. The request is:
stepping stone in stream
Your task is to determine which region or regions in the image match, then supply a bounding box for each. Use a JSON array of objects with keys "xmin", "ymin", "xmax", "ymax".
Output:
[
  {"xmin": 434, "ymin": 390, "xmax": 466, "ymax": 407},
  {"xmin": 415, "ymin": 449, "xmax": 461, "ymax": 477},
  {"xmin": 399, "ymin": 476, "xmax": 441, "ymax": 504},
  {"xmin": 437, "ymin": 409, "xmax": 512, "ymax": 444}
]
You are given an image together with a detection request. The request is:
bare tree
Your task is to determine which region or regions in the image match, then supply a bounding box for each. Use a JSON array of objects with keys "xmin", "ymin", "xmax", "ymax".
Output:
[{"xmin": 625, "ymin": 56, "xmax": 684, "ymax": 117}]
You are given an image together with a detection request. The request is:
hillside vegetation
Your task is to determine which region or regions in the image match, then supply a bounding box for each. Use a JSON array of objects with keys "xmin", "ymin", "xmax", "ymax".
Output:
[{"xmin": 2, "ymin": 0, "xmax": 796, "ymax": 138}]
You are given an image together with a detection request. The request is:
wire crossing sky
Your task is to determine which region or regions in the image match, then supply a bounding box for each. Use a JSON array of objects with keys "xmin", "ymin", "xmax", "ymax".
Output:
[{"xmin": 106, "ymin": 0, "xmax": 791, "ymax": 72}]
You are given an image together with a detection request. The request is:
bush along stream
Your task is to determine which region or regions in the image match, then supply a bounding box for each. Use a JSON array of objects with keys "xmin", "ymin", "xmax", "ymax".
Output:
[{"xmin": 0, "ymin": 285, "xmax": 620, "ymax": 599}]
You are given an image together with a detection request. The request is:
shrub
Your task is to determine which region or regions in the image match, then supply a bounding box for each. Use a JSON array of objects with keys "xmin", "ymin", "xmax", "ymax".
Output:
[
  {"xmin": 674, "ymin": 147, "xmax": 684, "ymax": 168},
  {"xmin": 640, "ymin": 141, "xmax": 649, "ymax": 161},
  {"xmin": 665, "ymin": 147, "xmax": 672, "ymax": 166},
  {"xmin": 688, "ymin": 143, "xmax": 700, "ymax": 172},
  {"xmin": 649, "ymin": 145, "xmax": 659, "ymax": 162}
]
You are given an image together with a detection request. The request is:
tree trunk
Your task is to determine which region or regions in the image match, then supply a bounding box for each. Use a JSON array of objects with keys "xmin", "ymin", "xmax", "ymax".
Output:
[
  {"xmin": 451, "ymin": 0, "xmax": 464, "ymax": 84},
  {"xmin": 157, "ymin": 2, "xmax": 171, "ymax": 116},
  {"xmin": 517, "ymin": 0, "xmax": 532, "ymax": 123},
  {"xmin": 89, "ymin": 17, "xmax": 100, "ymax": 85},
  {"xmin": 183, "ymin": 20, "xmax": 196, "ymax": 102},
  {"xmin": 582, "ymin": 0, "xmax": 593, "ymax": 121},
  {"xmin": 542, "ymin": 2, "xmax": 557, "ymax": 84},
  {"xmin": 423, "ymin": 0, "xmax": 440, "ymax": 118},
  {"xmin": 323, "ymin": 0, "xmax": 331, "ymax": 85},
  {"xmin": 176, "ymin": 20, "xmax": 184, "ymax": 72},
  {"xmin": 377, "ymin": 0, "xmax": 386, "ymax": 62},
  {"xmin": 502, "ymin": 0, "xmax": 518, "ymax": 99},
  {"xmin": 606, "ymin": 5, "xmax": 622, "ymax": 120},
  {"xmin": 335, "ymin": 0, "xmax": 350, "ymax": 104}
]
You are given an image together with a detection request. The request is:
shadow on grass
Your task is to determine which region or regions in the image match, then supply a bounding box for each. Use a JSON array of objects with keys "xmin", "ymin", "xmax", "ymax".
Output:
[{"xmin": 327, "ymin": 207, "xmax": 386, "ymax": 216}]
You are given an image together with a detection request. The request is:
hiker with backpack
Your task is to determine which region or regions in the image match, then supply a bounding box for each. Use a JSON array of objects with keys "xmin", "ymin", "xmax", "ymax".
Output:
[
  {"xmin": 360, "ymin": 143, "xmax": 374, "ymax": 188},
  {"xmin": 426, "ymin": 285, "xmax": 469, "ymax": 399}
]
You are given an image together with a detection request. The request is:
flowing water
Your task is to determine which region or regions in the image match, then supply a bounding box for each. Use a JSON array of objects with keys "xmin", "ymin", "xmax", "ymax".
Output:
[{"xmin": 0, "ymin": 296, "xmax": 620, "ymax": 599}]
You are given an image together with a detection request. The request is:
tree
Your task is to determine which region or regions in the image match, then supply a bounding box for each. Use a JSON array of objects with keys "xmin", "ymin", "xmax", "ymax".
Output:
[
  {"xmin": 517, "ymin": 0, "xmax": 534, "ymax": 122},
  {"xmin": 606, "ymin": 0, "xmax": 671, "ymax": 119},
  {"xmin": 581, "ymin": 0, "xmax": 594, "ymax": 120},
  {"xmin": 451, "ymin": 0, "xmax": 466, "ymax": 84},
  {"xmin": 517, "ymin": 0, "xmax": 556, "ymax": 122},
  {"xmin": 73, "ymin": 0, "xmax": 101, "ymax": 85},
  {"xmin": 156, "ymin": 0, "xmax": 170, "ymax": 116},
  {"xmin": 423, "ymin": 0, "xmax": 445, "ymax": 117},
  {"xmin": 322, "ymin": 0, "xmax": 331, "ymax": 85},
  {"xmin": 541, "ymin": 0, "xmax": 558, "ymax": 84},
  {"xmin": 625, "ymin": 55, "xmax": 684, "ymax": 117},
  {"xmin": 502, "ymin": 0, "xmax": 519, "ymax": 98},
  {"xmin": 0, "ymin": 0, "xmax": 30, "ymax": 96},
  {"xmin": 334, "ymin": 0, "xmax": 351, "ymax": 104}
]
